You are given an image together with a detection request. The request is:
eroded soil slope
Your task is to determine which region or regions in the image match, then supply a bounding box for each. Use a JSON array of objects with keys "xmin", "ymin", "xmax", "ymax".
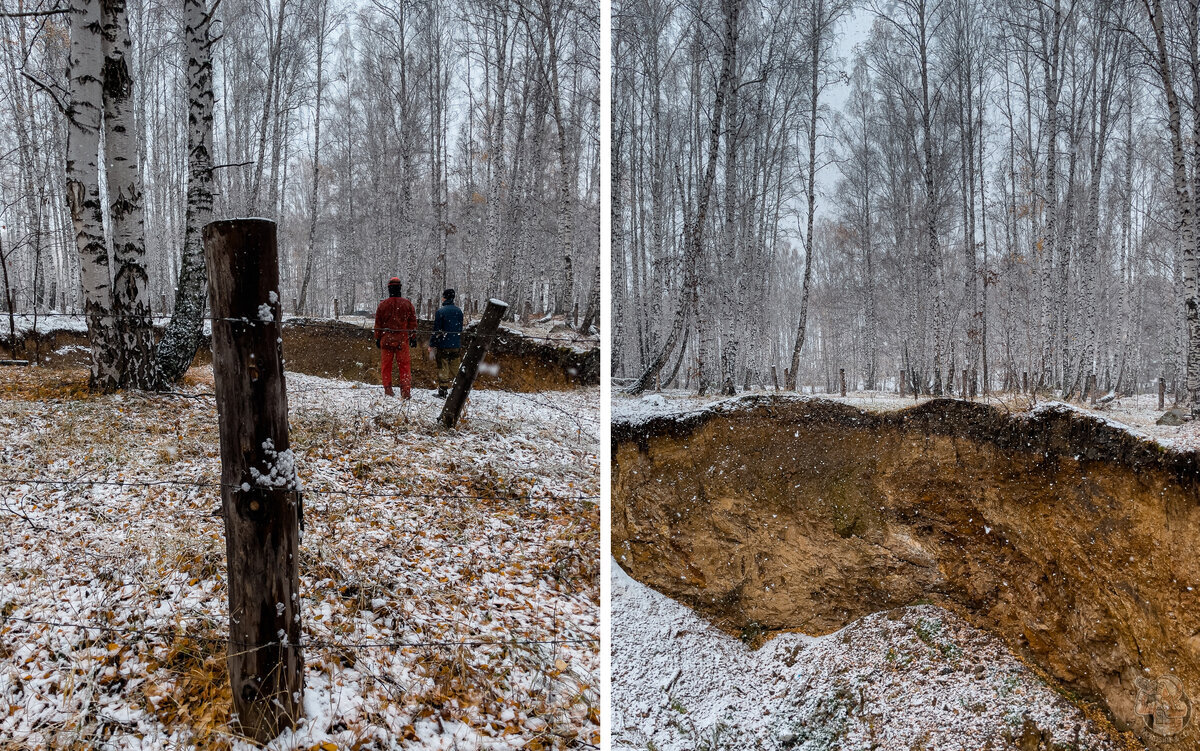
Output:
[{"xmin": 612, "ymin": 396, "xmax": 1200, "ymax": 748}]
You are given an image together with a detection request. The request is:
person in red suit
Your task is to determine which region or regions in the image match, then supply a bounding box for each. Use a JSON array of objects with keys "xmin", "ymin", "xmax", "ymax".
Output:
[{"xmin": 373, "ymin": 277, "xmax": 417, "ymax": 398}]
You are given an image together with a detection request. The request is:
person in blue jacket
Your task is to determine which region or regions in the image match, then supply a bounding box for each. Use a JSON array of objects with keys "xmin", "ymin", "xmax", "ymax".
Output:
[{"xmin": 429, "ymin": 289, "xmax": 464, "ymax": 397}]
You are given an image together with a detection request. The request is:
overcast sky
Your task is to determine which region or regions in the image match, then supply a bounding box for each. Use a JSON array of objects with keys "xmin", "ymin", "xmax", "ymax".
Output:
[{"xmin": 815, "ymin": 6, "xmax": 876, "ymax": 212}]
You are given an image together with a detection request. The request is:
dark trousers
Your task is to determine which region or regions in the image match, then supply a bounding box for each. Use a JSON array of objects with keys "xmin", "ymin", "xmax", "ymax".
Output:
[{"xmin": 436, "ymin": 347, "xmax": 462, "ymax": 389}]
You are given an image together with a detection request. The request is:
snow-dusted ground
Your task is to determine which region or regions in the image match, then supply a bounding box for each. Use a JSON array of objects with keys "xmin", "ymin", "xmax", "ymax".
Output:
[
  {"xmin": 0, "ymin": 367, "xmax": 599, "ymax": 750},
  {"xmin": 613, "ymin": 388, "xmax": 1200, "ymax": 452},
  {"xmin": 612, "ymin": 561, "xmax": 1122, "ymax": 751}
]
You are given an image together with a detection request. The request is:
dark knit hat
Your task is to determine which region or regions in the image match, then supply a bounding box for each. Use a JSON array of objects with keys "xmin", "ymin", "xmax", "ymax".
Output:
[{"xmin": 443, "ymin": 289, "xmax": 456, "ymax": 301}]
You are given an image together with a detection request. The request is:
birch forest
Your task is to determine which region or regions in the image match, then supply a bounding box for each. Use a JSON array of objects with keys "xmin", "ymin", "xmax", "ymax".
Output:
[
  {"xmin": 0, "ymin": 0, "xmax": 600, "ymax": 391},
  {"xmin": 612, "ymin": 0, "xmax": 1200, "ymax": 412}
]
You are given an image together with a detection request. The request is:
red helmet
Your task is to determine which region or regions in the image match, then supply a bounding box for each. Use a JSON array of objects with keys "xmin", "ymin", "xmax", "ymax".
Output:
[{"xmin": 388, "ymin": 277, "xmax": 401, "ymax": 285}]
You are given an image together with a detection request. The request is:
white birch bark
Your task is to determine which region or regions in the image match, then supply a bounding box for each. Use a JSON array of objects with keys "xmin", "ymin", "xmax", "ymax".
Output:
[
  {"xmin": 67, "ymin": 0, "xmax": 121, "ymax": 391},
  {"xmin": 156, "ymin": 0, "xmax": 215, "ymax": 383},
  {"xmin": 101, "ymin": 0, "xmax": 157, "ymax": 389}
]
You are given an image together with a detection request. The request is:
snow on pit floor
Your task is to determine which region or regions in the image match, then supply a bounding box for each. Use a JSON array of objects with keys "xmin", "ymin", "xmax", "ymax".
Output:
[
  {"xmin": 612, "ymin": 560, "xmax": 1124, "ymax": 751},
  {"xmin": 0, "ymin": 367, "xmax": 598, "ymax": 750}
]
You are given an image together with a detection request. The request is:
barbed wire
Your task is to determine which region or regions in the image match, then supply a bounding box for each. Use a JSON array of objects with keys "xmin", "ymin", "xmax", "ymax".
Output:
[
  {"xmin": 0, "ymin": 614, "xmax": 598, "ymax": 650},
  {"xmin": 0, "ymin": 476, "xmax": 597, "ymax": 502}
]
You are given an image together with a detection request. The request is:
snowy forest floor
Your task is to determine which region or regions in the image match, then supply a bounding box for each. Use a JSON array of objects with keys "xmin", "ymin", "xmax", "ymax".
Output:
[
  {"xmin": 613, "ymin": 388, "xmax": 1200, "ymax": 452},
  {"xmin": 612, "ymin": 561, "xmax": 1135, "ymax": 751},
  {"xmin": 0, "ymin": 366, "xmax": 599, "ymax": 750}
]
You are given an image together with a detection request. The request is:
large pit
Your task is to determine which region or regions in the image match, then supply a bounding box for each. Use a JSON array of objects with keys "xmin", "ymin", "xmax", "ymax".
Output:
[
  {"xmin": 3, "ymin": 317, "xmax": 599, "ymax": 391},
  {"xmin": 612, "ymin": 396, "xmax": 1200, "ymax": 748}
]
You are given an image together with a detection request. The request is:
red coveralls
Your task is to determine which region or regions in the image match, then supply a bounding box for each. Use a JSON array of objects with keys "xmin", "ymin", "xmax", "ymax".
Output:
[{"xmin": 374, "ymin": 295, "xmax": 418, "ymax": 398}]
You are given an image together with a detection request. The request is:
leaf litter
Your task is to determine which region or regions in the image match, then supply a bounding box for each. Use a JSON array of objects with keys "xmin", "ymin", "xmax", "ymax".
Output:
[{"xmin": 0, "ymin": 366, "xmax": 598, "ymax": 750}]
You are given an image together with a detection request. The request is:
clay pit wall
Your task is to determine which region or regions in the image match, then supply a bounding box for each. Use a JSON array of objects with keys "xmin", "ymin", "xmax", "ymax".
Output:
[{"xmin": 612, "ymin": 396, "xmax": 1200, "ymax": 747}]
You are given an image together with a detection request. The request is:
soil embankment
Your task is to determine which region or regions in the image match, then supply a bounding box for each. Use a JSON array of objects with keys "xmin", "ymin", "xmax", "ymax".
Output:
[
  {"xmin": 612, "ymin": 396, "xmax": 1200, "ymax": 747},
  {"xmin": 4, "ymin": 318, "xmax": 598, "ymax": 391}
]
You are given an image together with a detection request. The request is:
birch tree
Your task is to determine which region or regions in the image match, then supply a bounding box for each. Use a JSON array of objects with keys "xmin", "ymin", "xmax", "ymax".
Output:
[{"xmin": 156, "ymin": 0, "xmax": 216, "ymax": 384}]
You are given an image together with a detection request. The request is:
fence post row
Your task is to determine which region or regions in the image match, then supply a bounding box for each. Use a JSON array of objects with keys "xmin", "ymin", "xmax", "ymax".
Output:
[
  {"xmin": 204, "ymin": 219, "xmax": 304, "ymax": 742},
  {"xmin": 440, "ymin": 298, "xmax": 510, "ymax": 429}
]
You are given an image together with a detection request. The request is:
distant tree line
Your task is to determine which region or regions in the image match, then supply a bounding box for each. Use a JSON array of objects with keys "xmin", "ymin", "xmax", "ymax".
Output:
[{"xmin": 613, "ymin": 0, "xmax": 1200, "ymax": 413}]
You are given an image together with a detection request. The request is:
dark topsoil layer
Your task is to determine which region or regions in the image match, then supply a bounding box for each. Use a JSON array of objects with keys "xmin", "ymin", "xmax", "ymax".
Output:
[{"xmin": 614, "ymin": 395, "xmax": 1200, "ymax": 483}]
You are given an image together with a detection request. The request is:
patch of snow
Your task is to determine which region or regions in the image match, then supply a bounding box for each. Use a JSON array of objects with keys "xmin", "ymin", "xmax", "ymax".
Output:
[{"xmin": 612, "ymin": 559, "xmax": 1122, "ymax": 750}]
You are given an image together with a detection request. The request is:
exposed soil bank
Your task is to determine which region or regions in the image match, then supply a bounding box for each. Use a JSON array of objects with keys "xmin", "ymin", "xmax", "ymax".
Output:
[
  {"xmin": 612, "ymin": 396, "xmax": 1200, "ymax": 748},
  {"xmin": 4, "ymin": 318, "xmax": 598, "ymax": 391}
]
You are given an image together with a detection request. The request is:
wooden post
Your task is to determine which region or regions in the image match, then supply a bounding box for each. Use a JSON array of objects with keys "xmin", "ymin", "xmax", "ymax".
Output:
[
  {"xmin": 962, "ymin": 369, "xmax": 969, "ymax": 398},
  {"xmin": 1022, "ymin": 371, "xmax": 1028, "ymax": 394},
  {"xmin": 440, "ymin": 298, "xmax": 510, "ymax": 428},
  {"xmin": 203, "ymin": 219, "xmax": 304, "ymax": 742},
  {"xmin": 743, "ymin": 370, "xmax": 751, "ymax": 391},
  {"xmin": 771, "ymin": 365, "xmax": 779, "ymax": 392},
  {"xmin": 899, "ymin": 369, "xmax": 906, "ymax": 397},
  {"xmin": 784, "ymin": 367, "xmax": 791, "ymax": 390},
  {"xmin": 160, "ymin": 293, "xmax": 167, "ymax": 315},
  {"xmin": 573, "ymin": 302, "xmax": 579, "ymax": 327},
  {"xmin": 839, "ymin": 368, "xmax": 846, "ymax": 397},
  {"xmin": 1089, "ymin": 374, "xmax": 1098, "ymax": 406},
  {"xmin": 292, "ymin": 296, "xmax": 298, "ymax": 316},
  {"xmin": 333, "ymin": 298, "xmax": 339, "ymax": 320},
  {"xmin": 1159, "ymin": 377, "xmax": 1166, "ymax": 410},
  {"xmin": 522, "ymin": 300, "xmax": 531, "ymax": 322}
]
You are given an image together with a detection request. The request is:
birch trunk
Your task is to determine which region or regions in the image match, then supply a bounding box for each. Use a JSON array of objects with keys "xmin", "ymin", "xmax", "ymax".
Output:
[
  {"xmin": 101, "ymin": 0, "xmax": 157, "ymax": 389},
  {"xmin": 157, "ymin": 0, "xmax": 215, "ymax": 383},
  {"xmin": 67, "ymin": 0, "xmax": 121, "ymax": 391},
  {"xmin": 1038, "ymin": 0, "xmax": 1061, "ymax": 389},
  {"xmin": 298, "ymin": 0, "xmax": 328, "ymax": 315},
  {"xmin": 786, "ymin": 14, "xmax": 821, "ymax": 391},
  {"xmin": 1145, "ymin": 0, "xmax": 1199, "ymax": 412},
  {"xmin": 626, "ymin": 0, "xmax": 738, "ymax": 394}
]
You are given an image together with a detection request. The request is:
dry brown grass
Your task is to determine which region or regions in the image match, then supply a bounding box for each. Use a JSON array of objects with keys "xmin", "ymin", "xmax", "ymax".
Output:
[
  {"xmin": 0, "ymin": 367, "xmax": 93, "ymax": 402},
  {"xmin": 142, "ymin": 636, "xmax": 234, "ymax": 750}
]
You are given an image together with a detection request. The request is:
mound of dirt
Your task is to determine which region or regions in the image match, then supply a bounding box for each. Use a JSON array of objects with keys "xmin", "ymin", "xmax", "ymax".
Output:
[
  {"xmin": 613, "ymin": 560, "xmax": 1129, "ymax": 750},
  {"xmin": 612, "ymin": 396, "xmax": 1200, "ymax": 748}
]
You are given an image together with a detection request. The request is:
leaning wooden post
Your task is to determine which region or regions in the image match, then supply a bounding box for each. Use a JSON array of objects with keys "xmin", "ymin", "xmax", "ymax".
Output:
[
  {"xmin": 1159, "ymin": 376, "xmax": 1166, "ymax": 410},
  {"xmin": 771, "ymin": 365, "xmax": 779, "ymax": 392},
  {"xmin": 839, "ymin": 368, "xmax": 846, "ymax": 397},
  {"xmin": 440, "ymin": 298, "xmax": 509, "ymax": 429},
  {"xmin": 204, "ymin": 219, "xmax": 304, "ymax": 742},
  {"xmin": 333, "ymin": 298, "xmax": 339, "ymax": 320}
]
